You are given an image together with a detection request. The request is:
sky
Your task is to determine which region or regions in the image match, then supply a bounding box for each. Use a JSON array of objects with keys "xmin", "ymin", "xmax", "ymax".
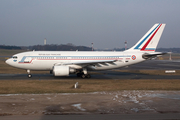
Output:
[{"xmin": 0, "ymin": 0, "xmax": 180, "ymax": 49}]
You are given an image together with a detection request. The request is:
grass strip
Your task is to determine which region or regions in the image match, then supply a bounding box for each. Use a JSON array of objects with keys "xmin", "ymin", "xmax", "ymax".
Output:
[{"xmin": 0, "ymin": 79, "xmax": 180, "ymax": 94}]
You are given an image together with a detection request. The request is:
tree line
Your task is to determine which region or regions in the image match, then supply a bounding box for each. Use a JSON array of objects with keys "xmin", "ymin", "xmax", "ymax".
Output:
[
  {"xmin": 1, "ymin": 44, "xmax": 180, "ymax": 53},
  {"xmin": 0, "ymin": 44, "xmax": 92, "ymax": 51}
]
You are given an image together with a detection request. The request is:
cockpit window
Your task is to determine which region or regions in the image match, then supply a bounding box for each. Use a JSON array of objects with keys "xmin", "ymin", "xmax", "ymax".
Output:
[{"xmin": 12, "ymin": 56, "xmax": 18, "ymax": 59}]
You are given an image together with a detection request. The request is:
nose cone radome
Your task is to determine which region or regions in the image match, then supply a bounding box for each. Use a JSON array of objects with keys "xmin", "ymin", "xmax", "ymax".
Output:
[
  {"xmin": 5, "ymin": 59, "xmax": 11, "ymax": 65},
  {"xmin": 5, "ymin": 58, "xmax": 14, "ymax": 66}
]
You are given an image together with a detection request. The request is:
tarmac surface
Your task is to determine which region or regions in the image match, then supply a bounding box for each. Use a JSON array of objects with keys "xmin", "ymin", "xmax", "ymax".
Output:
[
  {"xmin": 1, "ymin": 70, "xmax": 180, "ymax": 80},
  {"xmin": 125, "ymin": 59, "xmax": 180, "ymax": 70},
  {"xmin": 1, "ymin": 114, "xmax": 180, "ymax": 120},
  {"xmin": 0, "ymin": 60, "xmax": 180, "ymax": 80}
]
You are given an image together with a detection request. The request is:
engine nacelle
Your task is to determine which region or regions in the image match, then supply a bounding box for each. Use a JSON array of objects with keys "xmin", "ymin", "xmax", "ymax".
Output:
[{"xmin": 53, "ymin": 66, "xmax": 75, "ymax": 76}]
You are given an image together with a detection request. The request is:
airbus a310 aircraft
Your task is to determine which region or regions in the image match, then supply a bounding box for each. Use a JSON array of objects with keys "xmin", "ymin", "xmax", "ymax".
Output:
[{"xmin": 6, "ymin": 23, "xmax": 166, "ymax": 78}]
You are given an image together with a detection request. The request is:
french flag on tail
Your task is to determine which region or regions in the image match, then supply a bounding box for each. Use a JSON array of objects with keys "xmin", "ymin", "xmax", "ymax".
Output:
[{"xmin": 127, "ymin": 23, "xmax": 166, "ymax": 52}]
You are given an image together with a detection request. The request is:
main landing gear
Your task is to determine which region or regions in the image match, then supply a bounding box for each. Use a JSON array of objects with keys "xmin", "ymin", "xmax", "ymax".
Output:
[
  {"xmin": 76, "ymin": 68, "xmax": 91, "ymax": 79},
  {"xmin": 27, "ymin": 70, "xmax": 32, "ymax": 78},
  {"xmin": 77, "ymin": 72, "xmax": 91, "ymax": 78}
]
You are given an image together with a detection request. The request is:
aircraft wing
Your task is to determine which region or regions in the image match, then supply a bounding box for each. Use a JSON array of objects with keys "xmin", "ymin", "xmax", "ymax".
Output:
[
  {"xmin": 142, "ymin": 52, "xmax": 167, "ymax": 59},
  {"xmin": 64, "ymin": 60, "xmax": 118, "ymax": 65},
  {"xmin": 54, "ymin": 60, "xmax": 118, "ymax": 68}
]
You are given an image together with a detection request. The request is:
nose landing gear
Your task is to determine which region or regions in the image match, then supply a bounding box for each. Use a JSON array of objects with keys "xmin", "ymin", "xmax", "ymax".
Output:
[{"xmin": 27, "ymin": 70, "xmax": 32, "ymax": 78}]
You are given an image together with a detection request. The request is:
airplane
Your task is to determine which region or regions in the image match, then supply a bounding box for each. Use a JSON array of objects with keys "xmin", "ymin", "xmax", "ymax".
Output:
[{"xmin": 6, "ymin": 23, "xmax": 166, "ymax": 78}]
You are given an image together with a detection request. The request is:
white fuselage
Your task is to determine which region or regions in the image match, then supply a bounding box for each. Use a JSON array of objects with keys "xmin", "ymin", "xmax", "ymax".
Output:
[
  {"xmin": 6, "ymin": 51, "xmax": 145, "ymax": 71},
  {"xmin": 5, "ymin": 23, "xmax": 166, "ymax": 78}
]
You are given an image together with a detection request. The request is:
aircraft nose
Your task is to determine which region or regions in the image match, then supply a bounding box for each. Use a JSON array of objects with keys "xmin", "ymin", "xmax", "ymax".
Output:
[
  {"xmin": 5, "ymin": 59, "xmax": 10, "ymax": 64},
  {"xmin": 5, "ymin": 58, "xmax": 12, "ymax": 65}
]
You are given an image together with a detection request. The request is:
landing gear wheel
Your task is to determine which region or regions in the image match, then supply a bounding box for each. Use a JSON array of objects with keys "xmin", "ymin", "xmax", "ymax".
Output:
[
  {"xmin": 27, "ymin": 70, "xmax": 32, "ymax": 78},
  {"xmin": 28, "ymin": 74, "xmax": 32, "ymax": 78},
  {"xmin": 86, "ymin": 74, "xmax": 91, "ymax": 78},
  {"xmin": 80, "ymin": 74, "xmax": 91, "ymax": 79},
  {"xmin": 81, "ymin": 74, "xmax": 86, "ymax": 79},
  {"xmin": 77, "ymin": 73, "xmax": 82, "ymax": 77}
]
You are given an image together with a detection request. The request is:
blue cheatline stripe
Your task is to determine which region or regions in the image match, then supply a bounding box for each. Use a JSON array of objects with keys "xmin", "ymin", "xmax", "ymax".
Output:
[
  {"xmin": 134, "ymin": 24, "xmax": 160, "ymax": 50},
  {"xmin": 18, "ymin": 55, "xmax": 132, "ymax": 62}
]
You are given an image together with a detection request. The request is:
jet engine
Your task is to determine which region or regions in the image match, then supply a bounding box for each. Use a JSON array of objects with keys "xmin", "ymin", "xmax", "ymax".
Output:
[{"xmin": 53, "ymin": 66, "xmax": 75, "ymax": 76}]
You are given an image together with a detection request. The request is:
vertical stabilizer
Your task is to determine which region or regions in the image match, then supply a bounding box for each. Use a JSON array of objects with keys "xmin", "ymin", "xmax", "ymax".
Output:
[{"xmin": 127, "ymin": 23, "xmax": 166, "ymax": 52}]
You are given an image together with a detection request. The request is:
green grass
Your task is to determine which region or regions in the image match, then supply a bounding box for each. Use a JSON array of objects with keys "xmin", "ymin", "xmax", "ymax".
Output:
[{"xmin": 0, "ymin": 79, "xmax": 180, "ymax": 94}]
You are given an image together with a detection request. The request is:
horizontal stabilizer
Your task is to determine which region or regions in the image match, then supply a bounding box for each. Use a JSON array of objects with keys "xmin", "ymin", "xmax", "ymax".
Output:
[{"xmin": 142, "ymin": 52, "xmax": 167, "ymax": 59}]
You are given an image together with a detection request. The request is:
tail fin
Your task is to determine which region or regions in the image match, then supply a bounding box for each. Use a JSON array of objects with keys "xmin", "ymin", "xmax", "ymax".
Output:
[{"xmin": 127, "ymin": 23, "xmax": 166, "ymax": 52}]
